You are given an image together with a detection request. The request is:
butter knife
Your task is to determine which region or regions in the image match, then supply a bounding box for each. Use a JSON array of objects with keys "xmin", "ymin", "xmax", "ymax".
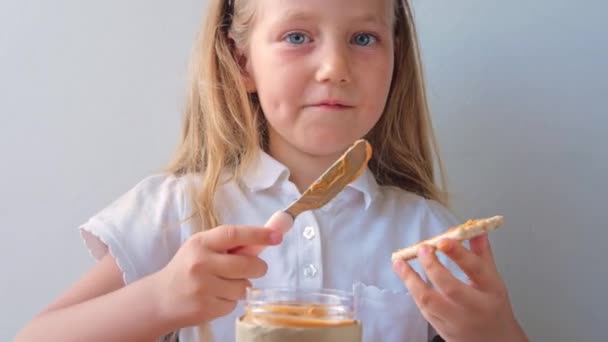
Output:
[{"xmin": 236, "ymin": 139, "xmax": 372, "ymax": 256}]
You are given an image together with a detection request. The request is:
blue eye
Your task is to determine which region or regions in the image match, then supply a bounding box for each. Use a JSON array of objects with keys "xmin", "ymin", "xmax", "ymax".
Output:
[
  {"xmin": 285, "ymin": 32, "xmax": 310, "ymax": 45},
  {"xmin": 352, "ymin": 33, "xmax": 377, "ymax": 46}
]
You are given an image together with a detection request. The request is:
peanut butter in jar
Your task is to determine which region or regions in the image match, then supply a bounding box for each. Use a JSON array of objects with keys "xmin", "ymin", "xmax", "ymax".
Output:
[{"xmin": 236, "ymin": 288, "xmax": 362, "ymax": 342}]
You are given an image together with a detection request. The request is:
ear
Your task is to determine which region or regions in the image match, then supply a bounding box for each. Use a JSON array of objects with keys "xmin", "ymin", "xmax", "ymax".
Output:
[
  {"xmin": 229, "ymin": 34, "xmax": 257, "ymax": 93},
  {"xmin": 240, "ymin": 55, "xmax": 257, "ymax": 93}
]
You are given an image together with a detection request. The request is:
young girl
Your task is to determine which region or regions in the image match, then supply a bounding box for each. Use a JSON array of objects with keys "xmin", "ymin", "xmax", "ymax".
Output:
[{"xmin": 17, "ymin": 0, "xmax": 528, "ymax": 341}]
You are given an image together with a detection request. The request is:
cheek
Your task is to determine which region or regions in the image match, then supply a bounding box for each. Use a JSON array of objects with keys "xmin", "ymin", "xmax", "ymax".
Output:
[
  {"xmin": 251, "ymin": 47, "xmax": 308, "ymax": 96},
  {"xmin": 374, "ymin": 55, "xmax": 395, "ymax": 91},
  {"xmin": 363, "ymin": 63, "xmax": 393, "ymax": 111},
  {"xmin": 254, "ymin": 70, "xmax": 305, "ymax": 117},
  {"xmin": 256, "ymin": 83, "xmax": 296, "ymax": 126}
]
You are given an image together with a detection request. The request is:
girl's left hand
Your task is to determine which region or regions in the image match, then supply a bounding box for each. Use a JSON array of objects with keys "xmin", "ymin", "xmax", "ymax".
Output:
[{"xmin": 392, "ymin": 234, "xmax": 528, "ymax": 342}]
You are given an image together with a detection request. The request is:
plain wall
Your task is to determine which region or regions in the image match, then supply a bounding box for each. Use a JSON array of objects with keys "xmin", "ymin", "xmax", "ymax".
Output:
[
  {"xmin": 1, "ymin": 0, "xmax": 606, "ymax": 340},
  {"xmin": 415, "ymin": 1, "xmax": 607, "ymax": 340}
]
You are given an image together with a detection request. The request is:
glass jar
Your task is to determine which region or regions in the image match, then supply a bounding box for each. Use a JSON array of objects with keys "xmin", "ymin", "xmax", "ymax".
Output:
[{"xmin": 236, "ymin": 287, "xmax": 361, "ymax": 342}]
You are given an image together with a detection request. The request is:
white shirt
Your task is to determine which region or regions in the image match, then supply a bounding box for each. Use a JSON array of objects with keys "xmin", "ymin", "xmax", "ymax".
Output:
[{"xmin": 80, "ymin": 150, "xmax": 463, "ymax": 342}]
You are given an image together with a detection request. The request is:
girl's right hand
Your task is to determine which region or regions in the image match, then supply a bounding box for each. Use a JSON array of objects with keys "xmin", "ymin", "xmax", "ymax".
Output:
[{"xmin": 152, "ymin": 225, "xmax": 283, "ymax": 327}]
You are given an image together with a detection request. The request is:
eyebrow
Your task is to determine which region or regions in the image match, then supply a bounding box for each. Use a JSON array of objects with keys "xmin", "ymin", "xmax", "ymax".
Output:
[{"xmin": 276, "ymin": 9, "xmax": 390, "ymax": 27}]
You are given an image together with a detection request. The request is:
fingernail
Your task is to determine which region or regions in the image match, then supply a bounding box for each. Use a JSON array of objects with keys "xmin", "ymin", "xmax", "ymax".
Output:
[
  {"xmin": 418, "ymin": 246, "xmax": 432, "ymax": 258},
  {"xmin": 269, "ymin": 231, "xmax": 283, "ymax": 244},
  {"xmin": 393, "ymin": 260, "xmax": 405, "ymax": 274}
]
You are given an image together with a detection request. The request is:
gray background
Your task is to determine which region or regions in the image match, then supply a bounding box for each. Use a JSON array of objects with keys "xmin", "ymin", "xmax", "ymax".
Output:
[{"xmin": 1, "ymin": 0, "xmax": 606, "ymax": 340}]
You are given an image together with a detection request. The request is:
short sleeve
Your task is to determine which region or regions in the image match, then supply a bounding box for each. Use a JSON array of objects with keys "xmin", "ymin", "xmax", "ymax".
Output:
[{"xmin": 79, "ymin": 174, "xmax": 186, "ymax": 284}]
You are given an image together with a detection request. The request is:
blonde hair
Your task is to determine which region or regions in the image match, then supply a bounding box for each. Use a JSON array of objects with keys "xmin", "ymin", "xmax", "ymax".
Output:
[
  {"xmin": 166, "ymin": 0, "xmax": 447, "ymax": 338},
  {"xmin": 366, "ymin": 0, "xmax": 448, "ymax": 205}
]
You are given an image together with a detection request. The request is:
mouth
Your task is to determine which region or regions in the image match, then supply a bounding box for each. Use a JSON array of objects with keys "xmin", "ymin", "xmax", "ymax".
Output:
[{"xmin": 308, "ymin": 100, "xmax": 354, "ymax": 110}]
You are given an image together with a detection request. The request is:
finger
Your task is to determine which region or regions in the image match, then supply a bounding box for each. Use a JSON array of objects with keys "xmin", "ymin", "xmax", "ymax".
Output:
[
  {"xmin": 215, "ymin": 278, "xmax": 252, "ymax": 302},
  {"xmin": 417, "ymin": 245, "xmax": 471, "ymax": 301},
  {"xmin": 392, "ymin": 259, "xmax": 448, "ymax": 315},
  {"xmin": 210, "ymin": 296, "xmax": 239, "ymax": 318},
  {"xmin": 230, "ymin": 212, "xmax": 293, "ymax": 256},
  {"xmin": 264, "ymin": 211, "xmax": 294, "ymax": 233},
  {"xmin": 201, "ymin": 225, "xmax": 283, "ymax": 252},
  {"xmin": 212, "ymin": 254, "xmax": 268, "ymax": 279},
  {"xmin": 437, "ymin": 238, "xmax": 496, "ymax": 289},
  {"xmin": 470, "ymin": 234, "xmax": 495, "ymax": 264}
]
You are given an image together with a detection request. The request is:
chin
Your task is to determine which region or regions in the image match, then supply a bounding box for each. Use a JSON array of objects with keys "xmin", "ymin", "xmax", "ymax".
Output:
[{"xmin": 296, "ymin": 134, "xmax": 359, "ymax": 158}]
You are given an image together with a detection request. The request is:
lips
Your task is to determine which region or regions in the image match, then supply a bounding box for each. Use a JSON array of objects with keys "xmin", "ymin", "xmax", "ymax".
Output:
[{"xmin": 309, "ymin": 99, "xmax": 354, "ymax": 109}]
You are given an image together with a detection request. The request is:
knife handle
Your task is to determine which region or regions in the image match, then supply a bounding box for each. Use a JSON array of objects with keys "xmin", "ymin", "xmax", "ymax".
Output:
[
  {"xmin": 228, "ymin": 211, "xmax": 294, "ymax": 256},
  {"xmin": 265, "ymin": 210, "xmax": 294, "ymax": 234}
]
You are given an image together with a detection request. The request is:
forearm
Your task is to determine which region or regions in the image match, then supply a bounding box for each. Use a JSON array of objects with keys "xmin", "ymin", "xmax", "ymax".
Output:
[
  {"xmin": 15, "ymin": 273, "xmax": 174, "ymax": 342},
  {"xmin": 499, "ymin": 319, "xmax": 528, "ymax": 342},
  {"xmin": 430, "ymin": 318, "xmax": 528, "ymax": 342},
  {"xmin": 453, "ymin": 319, "xmax": 528, "ymax": 342}
]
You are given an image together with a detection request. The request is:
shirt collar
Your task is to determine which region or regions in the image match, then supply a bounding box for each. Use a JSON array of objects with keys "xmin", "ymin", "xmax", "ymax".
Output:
[
  {"xmin": 241, "ymin": 150, "xmax": 290, "ymax": 192},
  {"xmin": 347, "ymin": 166, "xmax": 379, "ymax": 210},
  {"xmin": 241, "ymin": 150, "xmax": 379, "ymax": 209}
]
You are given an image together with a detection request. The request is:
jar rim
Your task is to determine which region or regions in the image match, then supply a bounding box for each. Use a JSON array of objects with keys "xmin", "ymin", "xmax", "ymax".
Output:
[
  {"xmin": 246, "ymin": 287, "xmax": 354, "ymax": 301},
  {"xmin": 243, "ymin": 287, "xmax": 357, "ymax": 327}
]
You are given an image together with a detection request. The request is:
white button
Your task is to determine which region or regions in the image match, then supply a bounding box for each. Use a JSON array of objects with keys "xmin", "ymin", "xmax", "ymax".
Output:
[
  {"xmin": 303, "ymin": 226, "xmax": 316, "ymax": 240},
  {"xmin": 303, "ymin": 264, "xmax": 318, "ymax": 278}
]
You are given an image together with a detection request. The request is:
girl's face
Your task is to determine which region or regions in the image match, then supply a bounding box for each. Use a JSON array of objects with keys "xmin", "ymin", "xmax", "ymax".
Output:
[{"xmin": 244, "ymin": 0, "xmax": 395, "ymax": 161}]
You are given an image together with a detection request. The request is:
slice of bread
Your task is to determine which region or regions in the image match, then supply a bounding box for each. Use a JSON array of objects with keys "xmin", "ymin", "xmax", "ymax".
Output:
[{"xmin": 391, "ymin": 215, "xmax": 504, "ymax": 262}]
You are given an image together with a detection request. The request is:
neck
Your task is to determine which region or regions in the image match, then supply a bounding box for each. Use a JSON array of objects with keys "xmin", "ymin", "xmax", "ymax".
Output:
[{"xmin": 267, "ymin": 134, "xmax": 341, "ymax": 193}]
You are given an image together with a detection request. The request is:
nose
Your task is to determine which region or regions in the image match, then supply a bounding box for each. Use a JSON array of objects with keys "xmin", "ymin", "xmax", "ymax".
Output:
[{"xmin": 315, "ymin": 41, "xmax": 352, "ymax": 85}]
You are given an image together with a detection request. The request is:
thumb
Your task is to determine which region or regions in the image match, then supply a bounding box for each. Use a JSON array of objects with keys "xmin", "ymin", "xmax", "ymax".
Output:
[
  {"xmin": 231, "ymin": 211, "xmax": 294, "ymax": 256},
  {"xmin": 201, "ymin": 225, "xmax": 281, "ymax": 252},
  {"xmin": 264, "ymin": 211, "xmax": 294, "ymax": 233}
]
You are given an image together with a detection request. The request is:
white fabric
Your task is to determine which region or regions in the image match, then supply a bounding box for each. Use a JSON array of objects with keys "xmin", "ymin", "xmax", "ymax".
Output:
[{"xmin": 80, "ymin": 150, "xmax": 464, "ymax": 342}]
